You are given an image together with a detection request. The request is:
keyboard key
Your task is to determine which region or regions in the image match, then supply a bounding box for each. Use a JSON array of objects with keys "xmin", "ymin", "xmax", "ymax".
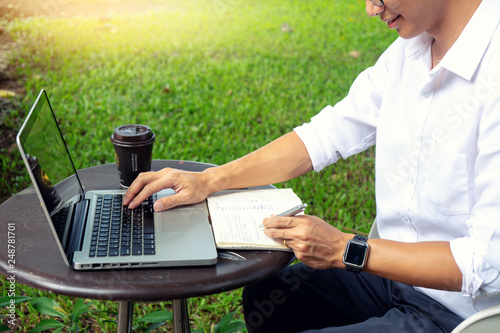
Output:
[
  {"xmin": 121, "ymin": 247, "xmax": 131, "ymax": 256},
  {"xmin": 132, "ymin": 244, "xmax": 142, "ymax": 255},
  {"xmin": 144, "ymin": 211, "xmax": 154, "ymax": 234}
]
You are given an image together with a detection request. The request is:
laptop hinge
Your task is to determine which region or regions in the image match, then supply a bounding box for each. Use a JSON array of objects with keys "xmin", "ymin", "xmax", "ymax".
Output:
[{"xmin": 66, "ymin": 198, "xmax": 90, "ymax": 256}]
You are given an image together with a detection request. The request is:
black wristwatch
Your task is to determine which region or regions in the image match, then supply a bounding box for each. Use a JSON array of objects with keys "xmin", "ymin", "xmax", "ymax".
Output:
[{"xmin": 342, "ymin": 235, "xmax": 369, "ymax": 273}]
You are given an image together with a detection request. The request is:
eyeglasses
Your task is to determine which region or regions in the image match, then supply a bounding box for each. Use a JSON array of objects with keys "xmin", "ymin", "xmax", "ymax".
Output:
[{"xmin": 370, "ymin": 0, "xmax": 385, "ymax": 7}]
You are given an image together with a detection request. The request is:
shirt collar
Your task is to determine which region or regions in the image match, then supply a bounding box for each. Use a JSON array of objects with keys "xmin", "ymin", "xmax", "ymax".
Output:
[
  {"xmin": 442, "ymin": 0, "xmax": 500, "ymax": 80},
  {"xmin": 405, "ymin": 0, "xmax": 500, "ymax": 81}
]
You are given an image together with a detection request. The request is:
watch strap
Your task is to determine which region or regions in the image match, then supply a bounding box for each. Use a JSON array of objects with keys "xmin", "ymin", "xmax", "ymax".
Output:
[{"xmin": 353, "ymin": 234, "xmax": 368, "ymax": 242}]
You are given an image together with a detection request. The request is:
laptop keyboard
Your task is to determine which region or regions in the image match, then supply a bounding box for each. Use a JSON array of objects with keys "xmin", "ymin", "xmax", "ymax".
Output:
[
  {"xmin": 52, "ymin": 206, "xmax": 70, "ymax": 241},
  {"xmin": 89, "ymin": 194, "xmax": 156, "ymax": 258}
]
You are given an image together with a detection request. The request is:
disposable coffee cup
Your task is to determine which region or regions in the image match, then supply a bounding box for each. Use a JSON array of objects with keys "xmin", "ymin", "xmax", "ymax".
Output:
[{"xmin": 110, "ymin": 124, "xmax": 156, "ymax": 188}]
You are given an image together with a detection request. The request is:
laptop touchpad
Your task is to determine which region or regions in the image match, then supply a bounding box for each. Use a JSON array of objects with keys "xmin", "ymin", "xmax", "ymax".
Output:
[{"xmin": 158, "ymin": 204, "xmax": 210, "ymax": 233}]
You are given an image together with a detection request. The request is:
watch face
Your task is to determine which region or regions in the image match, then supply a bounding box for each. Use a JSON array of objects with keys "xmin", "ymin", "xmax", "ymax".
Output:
[{"xmin": 344, "ymin": 241, "xmax": 368, "ymax": 267}]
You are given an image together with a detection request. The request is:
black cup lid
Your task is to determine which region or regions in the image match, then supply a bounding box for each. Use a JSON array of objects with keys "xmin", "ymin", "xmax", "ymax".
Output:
[{"xmin": 111, "ymin": 124, "xmax": 154, "ymax": 143}]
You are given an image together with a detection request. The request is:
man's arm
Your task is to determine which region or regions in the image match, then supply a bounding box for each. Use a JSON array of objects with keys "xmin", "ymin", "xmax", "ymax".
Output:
[
  {"xmin": 123, "ymin": 131, "xmax": 313, "ymax": 210},
  {"xmin": 365, "ymin": 238, "xmax": 462, "ymax": 291},
  {"xmin": 262, "ymin": 215, "xmax": 463, "ymax": 291}
]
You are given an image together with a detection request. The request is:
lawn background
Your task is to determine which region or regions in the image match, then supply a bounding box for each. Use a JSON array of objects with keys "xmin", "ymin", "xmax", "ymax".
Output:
[{"xmin": 0, "ymin": 0, "xmax": 396, "ymax": 331}]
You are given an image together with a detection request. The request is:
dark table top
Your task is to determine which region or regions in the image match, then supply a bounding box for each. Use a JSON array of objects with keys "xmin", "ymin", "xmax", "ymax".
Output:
[{"xmin": 0, "ymin": 160, "xmax": 294, "ymax": 302}]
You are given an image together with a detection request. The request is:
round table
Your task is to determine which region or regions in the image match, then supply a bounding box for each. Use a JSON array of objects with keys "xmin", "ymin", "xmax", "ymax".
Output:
[{"xmin": 0, "ymin": 160, "xmax": 295, "ymax": 332}]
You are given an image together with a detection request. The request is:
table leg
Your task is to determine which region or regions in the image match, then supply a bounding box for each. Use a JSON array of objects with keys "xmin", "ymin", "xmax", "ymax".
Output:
[
  {"xmin": 117, "ymin": 301, "xmax": 134, "ymax": 333},
  {"xmin": 173, "ymin": 298, "xmax": 191, "ymax": 333}
]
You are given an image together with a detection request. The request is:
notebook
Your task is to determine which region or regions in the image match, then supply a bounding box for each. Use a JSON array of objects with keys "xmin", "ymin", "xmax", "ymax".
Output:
[
  {"xmin": 16, "ymin": 89, "xmax": 218, "ymax": 270},
  {"xmin": 207, "ymin": 189, "xmax": 303, "ymax": 251}
]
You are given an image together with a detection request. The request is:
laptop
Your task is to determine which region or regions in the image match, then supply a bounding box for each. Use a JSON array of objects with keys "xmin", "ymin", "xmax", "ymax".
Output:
[{"xmin": 16, "ymin": 89, "xmax": 218, "ymax": 270}]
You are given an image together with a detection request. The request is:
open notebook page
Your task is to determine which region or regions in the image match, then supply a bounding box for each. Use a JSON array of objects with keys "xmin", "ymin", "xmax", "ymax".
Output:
[{"xmin": 207, "ymin": 188, "xmax": 303, "ymax": 250}]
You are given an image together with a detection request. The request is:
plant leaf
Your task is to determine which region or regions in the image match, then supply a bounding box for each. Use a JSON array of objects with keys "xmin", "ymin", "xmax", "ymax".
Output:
[
  {"xmin": 0, "ymin": 90, "xmax": 16, "ymax": 98},
  {"xmin": 136, "ymin": 310, "xmax": 173, "ymax": 323},
  {"xmin": 69, "ymin": 299, "xmax": 91, "ymax": 324},
  {"xmin": 0, "ymin": 323, "xmax": 11, "ymax": 332},
  {"xmin": 219, "ymin": 321, "xmax": 246, "ymax": 333},
  {"xmin": 28, "ymin": 319, "xmax": 65, "ymax": 333},
  {"xmin": 190, "ymin": 329, "xmax": 205, "ymax": 333},
  {"xmin": 217, "ymin": 311, "xmax": 236, "ymax": 328},
  {"xmin": 30, "ymin": 297, "xmax": 68, "ymax": 318},
  {"xmin": 0, "ymin": 295, "xmax": 32, "ymax": 307},
  {"xmin": 144, "ymin": 322, "xmax": 167, "ymax": 333}
]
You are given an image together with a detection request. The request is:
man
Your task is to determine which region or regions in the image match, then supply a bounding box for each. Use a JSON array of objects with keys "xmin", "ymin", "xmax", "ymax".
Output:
[{"xmin": 124, "ymin": 0, "xmax": 500, "ymax": 331}]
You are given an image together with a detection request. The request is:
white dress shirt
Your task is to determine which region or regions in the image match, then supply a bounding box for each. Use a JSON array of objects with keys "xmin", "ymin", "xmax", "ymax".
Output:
[{"xmin": 294, "ymin": 0, "xmax": 500, "ymax": 319}]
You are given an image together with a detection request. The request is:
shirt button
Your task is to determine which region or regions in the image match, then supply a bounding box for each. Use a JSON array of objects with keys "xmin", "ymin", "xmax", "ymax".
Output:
[{"xmin": 423, "ymin": 91, "xmax": 432, "ymax": 98}]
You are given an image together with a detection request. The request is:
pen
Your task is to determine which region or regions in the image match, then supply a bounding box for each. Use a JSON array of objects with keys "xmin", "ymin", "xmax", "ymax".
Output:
[
  {"xmin": 277, "ymin": 203, "xmax": 308, "ymax": 217},
  {"xmin": 258, "ymin": 203, "xmax": 308, "ymax": 229}
]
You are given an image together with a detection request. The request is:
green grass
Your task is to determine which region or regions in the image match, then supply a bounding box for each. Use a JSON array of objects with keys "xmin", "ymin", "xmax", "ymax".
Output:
[{"xmin": 0, "ymin": 0, "xmax": 397, "ymax": 331}]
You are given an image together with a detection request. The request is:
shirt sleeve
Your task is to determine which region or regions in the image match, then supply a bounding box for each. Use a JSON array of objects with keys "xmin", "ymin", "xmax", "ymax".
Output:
[
  {"xmin": 450, "ymin": 94, "xmax": 500, "ymax": 299},
  {"xmin": 293, "ymin": 44, "xmax": 392, "ymax": 172}
]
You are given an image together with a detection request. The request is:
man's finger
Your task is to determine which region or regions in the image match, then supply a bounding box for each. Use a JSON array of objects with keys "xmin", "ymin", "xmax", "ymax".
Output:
[
  {"xmin": 154, "ymin": 191, "xmax": 204, "ymax": 211},
  {"xmin": 262, "ymin": 215, "xmax": 300, "ymax": 229},
  {"xmin": 123, "ymin": 172, "xmax": 156, "ymax": 205},
  {"xmin": 125, "ymin": 173, "xmax": 171, "ymax": 209}
]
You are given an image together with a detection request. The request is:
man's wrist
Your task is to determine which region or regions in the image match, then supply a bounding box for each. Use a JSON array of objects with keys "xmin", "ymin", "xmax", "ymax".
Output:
[{"xmin": 201, "ymin": 166, "xmax": 229, "ymax": 195}]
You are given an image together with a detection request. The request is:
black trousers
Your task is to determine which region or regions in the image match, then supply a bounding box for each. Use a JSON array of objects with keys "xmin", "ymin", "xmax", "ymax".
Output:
[{"xmin": 242, "ymin": 263, "xmax": 463, "ymax": 333}]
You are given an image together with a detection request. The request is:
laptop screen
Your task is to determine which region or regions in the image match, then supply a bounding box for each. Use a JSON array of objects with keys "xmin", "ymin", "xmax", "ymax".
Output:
[{"xmin": 17, "ymin": 90, "xmax": 84, "ymax": 244}]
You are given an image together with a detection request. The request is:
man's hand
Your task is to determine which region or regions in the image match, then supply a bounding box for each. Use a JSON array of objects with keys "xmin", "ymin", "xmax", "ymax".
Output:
[
  {"xmin": 262, "ymin": 214, "xmax": 350, "ymax": 269},
  {"xmin": 122, "ymin": 132, "xmax": 313, "ymax": 212},
  {"xmin": 122, "ymin": 168, "xmax": 214, "ymax": 211}
]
